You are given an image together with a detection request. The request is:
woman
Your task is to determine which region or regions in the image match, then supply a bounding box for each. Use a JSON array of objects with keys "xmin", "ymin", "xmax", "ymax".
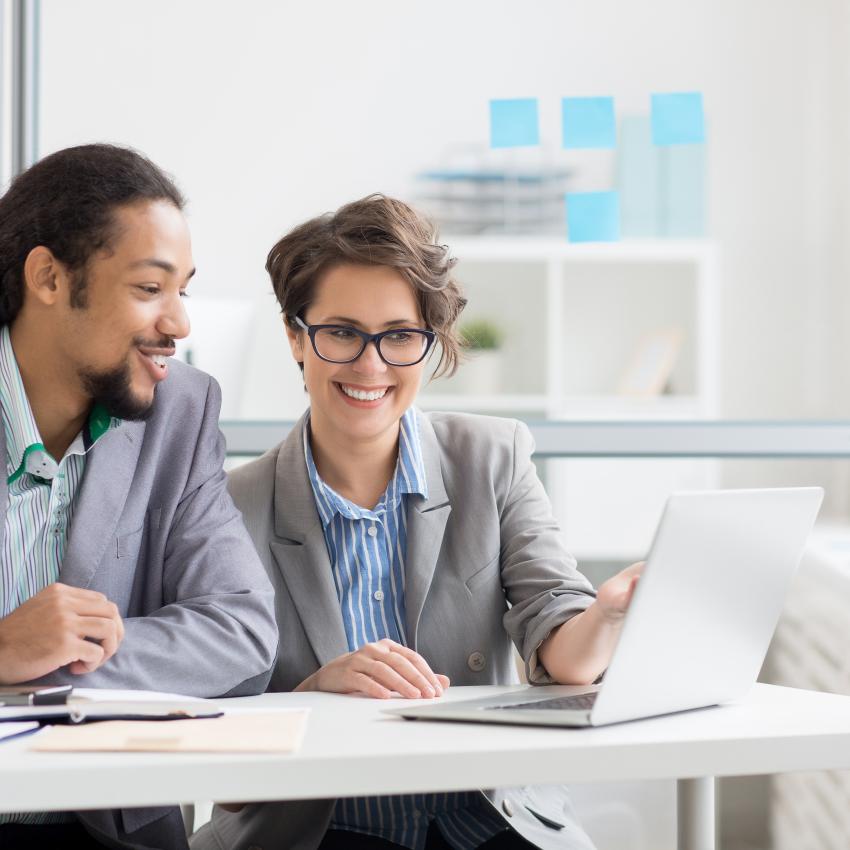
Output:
[{"xmin": 191, "ymin": 195, "xmax": 641, "ymax": 850}]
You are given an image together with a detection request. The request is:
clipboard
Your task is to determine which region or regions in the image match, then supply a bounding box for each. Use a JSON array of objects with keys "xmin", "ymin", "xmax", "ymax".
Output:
[{"xmin": 0, "ymin": 688, "xmax": 223, "ymax": 725}]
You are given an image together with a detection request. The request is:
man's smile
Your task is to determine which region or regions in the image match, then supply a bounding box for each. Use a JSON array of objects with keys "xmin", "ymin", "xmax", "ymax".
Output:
[{"xmin": 136, "ymin": 344, "xmax": 175, "ymax": 382}]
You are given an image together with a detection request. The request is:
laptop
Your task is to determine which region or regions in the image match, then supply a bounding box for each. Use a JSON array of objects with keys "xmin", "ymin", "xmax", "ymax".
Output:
[{"xmin": 388, "ymin": 487, "xmax": 823, "ymax": 728}]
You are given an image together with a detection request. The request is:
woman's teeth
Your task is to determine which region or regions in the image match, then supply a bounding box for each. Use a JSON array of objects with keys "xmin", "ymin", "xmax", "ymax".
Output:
[{"xmin": 340, "ymin": 384, "xmax": 388, "ymax": 401}]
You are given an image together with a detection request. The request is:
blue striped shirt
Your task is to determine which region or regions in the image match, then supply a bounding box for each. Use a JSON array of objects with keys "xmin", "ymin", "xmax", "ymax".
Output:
[{"xmin": 305, "ymin": 407, "xmax": 508, "ymax": 850}]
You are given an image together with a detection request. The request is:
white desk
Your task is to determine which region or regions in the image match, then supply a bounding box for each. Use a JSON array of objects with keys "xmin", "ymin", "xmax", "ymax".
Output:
[{"xmin": 5, "ymin": 683, "xmax": 850, "ymax": 850}]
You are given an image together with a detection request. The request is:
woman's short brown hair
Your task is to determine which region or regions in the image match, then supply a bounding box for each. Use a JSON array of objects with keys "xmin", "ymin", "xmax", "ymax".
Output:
[{"xmin": 266, "ymin": 194, "xmax": 467, "ymax": 378}]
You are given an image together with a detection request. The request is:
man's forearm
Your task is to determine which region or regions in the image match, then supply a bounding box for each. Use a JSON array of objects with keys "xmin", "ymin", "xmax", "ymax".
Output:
[{"xmin": 36, "ymin": 600, "xmax": 276, "ymax": 696}]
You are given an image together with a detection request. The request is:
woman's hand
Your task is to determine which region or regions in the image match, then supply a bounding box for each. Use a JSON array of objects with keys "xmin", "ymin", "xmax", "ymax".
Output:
[
  {"xmin": 295, "ymin": 638, "xmax": 450, "ymax": 699},
  {"xmin": 595, "ymin": 561, "xmax": 644, "ymax": 623},
  {"xmin": 538, "ymin": 561, "xmax": 644, "ymax": 685}
]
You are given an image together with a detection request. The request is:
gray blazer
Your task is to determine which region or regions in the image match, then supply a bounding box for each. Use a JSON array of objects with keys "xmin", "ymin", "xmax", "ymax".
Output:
[
  {"xmin": 22, "ymin": 361, "xmax": 278, "ymax": 849},
  {"xmin": 193, "ymin": 410, "xmax": 597, "ymax": 850}
]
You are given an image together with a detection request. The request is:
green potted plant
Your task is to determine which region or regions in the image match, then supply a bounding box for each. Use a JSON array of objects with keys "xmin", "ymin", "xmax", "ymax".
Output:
[
  {"xmin": 461, "ymin": 319, "xmax": 504, "ymax": 352},
  {"xmin": 459, "ymin": 318, "xmax": 505, "ymax": 395}
]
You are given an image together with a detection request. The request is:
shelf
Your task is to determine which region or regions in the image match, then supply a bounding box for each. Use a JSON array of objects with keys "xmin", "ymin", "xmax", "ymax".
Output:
[
  {"xmin": 416, "ymin": 394, "xmax": 548, "ymax": 413},
  {"xmin": 415, "ymin": 394, "xmax": 705, "ymax": 418},
  {"xmin": 419, "ymin": 195, "xmax": 568, "ymax": 205},
  {"xmin": 548, "ymin": 395, "xmax": 705, "ymax": 419},
  {"xmin": 449, "ymin": 236, "xmax": 714, "ymax": 264},
  {"xmin": 417, "ymin": 169, "xmax": 572, "ymax": 184}
]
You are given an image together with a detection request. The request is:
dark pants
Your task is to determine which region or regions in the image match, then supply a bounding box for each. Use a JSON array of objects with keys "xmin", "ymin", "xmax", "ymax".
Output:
[
  {"xmin": 319, "ymin": 823, "xmax": 537, "ymax": 850},
  {"xmin": 0, "ymin": 820, "xmax": 109, "ymax": 849}
]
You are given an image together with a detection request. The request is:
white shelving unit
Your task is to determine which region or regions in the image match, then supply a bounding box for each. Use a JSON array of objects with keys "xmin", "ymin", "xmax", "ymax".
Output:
[
  {"xmin": 421, "ymin": 237, "xmax": 717, "ymax": 415},
  {"xmin": 420, "ymin": 237, "xmax": 719, "ymax": 564}
]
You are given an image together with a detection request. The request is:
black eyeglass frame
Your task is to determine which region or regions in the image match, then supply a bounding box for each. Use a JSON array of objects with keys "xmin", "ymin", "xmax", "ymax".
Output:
[{"xmin": 293, "ymin": 316, "xmax": 437, "ymax": 366}]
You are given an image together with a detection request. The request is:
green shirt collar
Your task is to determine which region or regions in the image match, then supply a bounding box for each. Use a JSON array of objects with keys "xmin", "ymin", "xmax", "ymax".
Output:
[
  {"xmin": 85, "ymin": 403, "xmax": 114, "ymax": 447},
  {"xmin": 0, "ymin": 326, "xmax": 120, "ymax": 483}
]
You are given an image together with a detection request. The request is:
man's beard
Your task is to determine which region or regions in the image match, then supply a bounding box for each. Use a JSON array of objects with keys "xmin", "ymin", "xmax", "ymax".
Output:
[
  {"xmin": 79, "ymin": 360, "xmax": 153, "ymax": 421},
  {"xmin": 78, "ymin": 337, "xmax": 173, "ymax": 421}
]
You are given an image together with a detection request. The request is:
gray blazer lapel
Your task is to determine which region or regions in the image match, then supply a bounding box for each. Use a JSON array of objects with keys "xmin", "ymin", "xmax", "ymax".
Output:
[
  {"xmin": 61, "ymin": 421, "xmax": 145, "ymax": 589},
  {"xmin": 404, "ymin": 411, "xmax": 451, "ymax": 650},
  {"xmin": 269, "ymin": 416, "xmax": 349, "ymax": 665}
]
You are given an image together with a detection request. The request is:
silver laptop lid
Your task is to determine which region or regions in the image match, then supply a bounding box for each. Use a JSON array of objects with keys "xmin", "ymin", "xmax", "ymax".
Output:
[{"xmin": 590, "ymin": 487, "xmax": 823, "ymax": 726}]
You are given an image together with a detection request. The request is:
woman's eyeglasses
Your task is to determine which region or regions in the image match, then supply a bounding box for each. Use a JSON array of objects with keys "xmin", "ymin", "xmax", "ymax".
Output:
[{"xmin": 293, "ymin": 316, "xmax": 436, "ymax": 366}]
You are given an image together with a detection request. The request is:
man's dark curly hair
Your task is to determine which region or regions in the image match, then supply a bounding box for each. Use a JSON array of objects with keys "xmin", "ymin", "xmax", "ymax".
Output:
[{"xmin": 0, "ymin": 143, "xmax": 185, "ymax": 324}]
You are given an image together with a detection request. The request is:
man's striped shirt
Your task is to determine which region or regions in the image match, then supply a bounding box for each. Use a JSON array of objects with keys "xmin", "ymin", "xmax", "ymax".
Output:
[{"xmin": 0, "ymin": 325, "xmax": 117, "ymax": 825}]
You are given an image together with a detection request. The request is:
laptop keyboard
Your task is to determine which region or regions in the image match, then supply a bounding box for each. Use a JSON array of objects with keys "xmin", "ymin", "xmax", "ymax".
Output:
[{"xmin": 489, "ymin": 692, "xmax": 598, "ymax": 712}]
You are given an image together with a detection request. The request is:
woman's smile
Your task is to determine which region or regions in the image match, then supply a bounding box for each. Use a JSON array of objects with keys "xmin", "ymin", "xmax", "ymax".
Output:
[{"xmin": 335, "ymin": 381, "xmax": 395, "ymax": 409}]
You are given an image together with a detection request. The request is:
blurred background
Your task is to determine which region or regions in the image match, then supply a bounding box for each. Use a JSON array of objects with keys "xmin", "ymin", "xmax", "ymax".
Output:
[{"xmin": 4, "ymin": 1, "xmax": 850, "ymax": 847}]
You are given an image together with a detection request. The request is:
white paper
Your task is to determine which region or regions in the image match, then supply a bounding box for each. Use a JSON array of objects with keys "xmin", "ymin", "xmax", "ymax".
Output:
[
  {"xmin": 0, "ymin": 721, "xmax": 38, "ymax": 740},
  {"xmin": 0, "ymin": 704, "xmax": 69, "ymax": 720}
]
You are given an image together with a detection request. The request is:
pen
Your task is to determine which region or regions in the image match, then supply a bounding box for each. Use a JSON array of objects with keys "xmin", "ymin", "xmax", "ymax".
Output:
[
  {"xmin": 0, "ymin": 685, "xmax": 73, "ymax": 706},
  {"xmin": 0, "ymin": 725, "xmax": 41, "ymax": 744}
]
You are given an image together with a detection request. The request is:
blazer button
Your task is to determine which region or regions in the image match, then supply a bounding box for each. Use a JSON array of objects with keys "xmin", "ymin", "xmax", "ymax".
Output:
[
  {"xmin": 502, "ymin": 798, "xmax": 515, "ymax": 817},
  {"xmin": 467, "ymin": 651, "xmax": 486, "ymax": 672}
]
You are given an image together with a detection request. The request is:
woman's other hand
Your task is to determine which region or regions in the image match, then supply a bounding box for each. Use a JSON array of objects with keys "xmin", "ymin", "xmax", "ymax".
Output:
[{"xmin": 295, "ymin": 638, "xmax": 450, "ymax": 699}]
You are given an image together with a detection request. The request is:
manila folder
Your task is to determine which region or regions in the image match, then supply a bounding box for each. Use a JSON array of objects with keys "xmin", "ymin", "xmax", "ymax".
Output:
[{"xmin": 31, "ymin": 710, "xmax": 308, "ymax": 753}]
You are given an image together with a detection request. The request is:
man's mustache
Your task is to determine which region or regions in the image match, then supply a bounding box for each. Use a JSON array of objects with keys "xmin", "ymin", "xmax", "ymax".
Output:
[{"xmin": 133, "ymin": 336, "xmax": 175, "ymax": 350}]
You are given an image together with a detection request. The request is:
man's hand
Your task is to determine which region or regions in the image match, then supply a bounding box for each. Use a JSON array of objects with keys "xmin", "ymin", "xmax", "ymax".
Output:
[
  {"xmin": 0, "ymin": 582, "xmax": 124, "ymax": 684},
  {"xmin": 595, "ymin": 561, "xmax": 644, "ymax": 623},
  {"xmin": 295, "ymin": 638, "xmax": 450, "ymax": 699}
]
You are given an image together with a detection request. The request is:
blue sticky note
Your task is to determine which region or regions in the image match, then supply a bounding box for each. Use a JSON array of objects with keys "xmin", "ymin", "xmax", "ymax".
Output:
[
  {"xmin": 651, "ymin": 92, "xmax": 705, "ymax": 145},
  {"xmin": 562, "ymin": 96, "xmax": 616, "ymax": 149},
  {"xmin": 566, "ymin": 191, "xmax": 621, "ymax": 243},
  {"xmin": 489, "ymin": 98, "xmax": 540, "ymax": 148}
]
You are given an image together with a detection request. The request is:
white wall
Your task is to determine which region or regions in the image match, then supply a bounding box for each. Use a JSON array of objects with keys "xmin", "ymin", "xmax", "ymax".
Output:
[{"xmin": 37, "ymin": 0, "xmax": 850, "ymax": 425}]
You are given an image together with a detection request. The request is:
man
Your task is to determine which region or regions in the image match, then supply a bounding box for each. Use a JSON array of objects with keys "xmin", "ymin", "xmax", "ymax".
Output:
[{"xmin": 0, "ymin": 144, "xmax": 278, "ymax": 849}]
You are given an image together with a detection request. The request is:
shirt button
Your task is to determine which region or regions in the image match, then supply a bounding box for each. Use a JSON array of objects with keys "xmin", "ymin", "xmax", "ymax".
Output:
[
  {"xmin": 374, "ymin": 590, "xmax": 385, "ymax": 601},
  {"xmin": 367, "ymin": 525, "xmax": 378, "ymax": 537},
  {"xmin": 502, "ymin": 799, "xmax": 515, "ymax": 817},
  {"xmin": 468, "ymin": 651, "xmax": 486, "ymax": 672}
]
